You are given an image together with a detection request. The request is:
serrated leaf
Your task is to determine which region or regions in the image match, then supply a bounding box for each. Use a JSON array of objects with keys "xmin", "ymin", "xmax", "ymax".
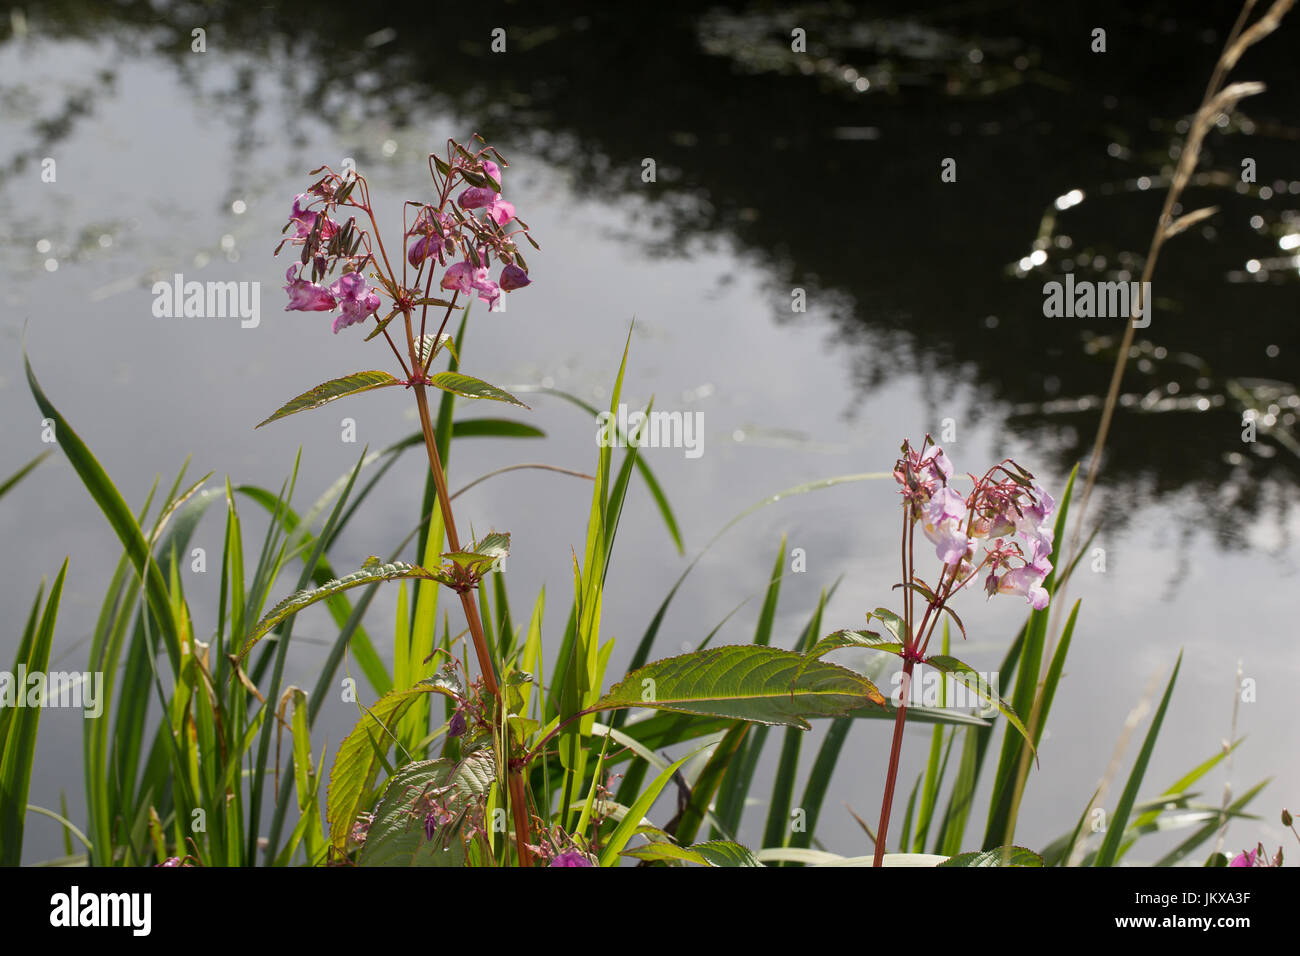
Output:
[
  {"xmin": 444, "ymin": 531, "xmax": 510, "ymax": 571},
  {"xmin": 806, "ymin": 628, "xmax": 897, "ymax": 661},
  {"xmin": 357, "ymin": 752, "xmax": 495, "ymax": 866},
  {"xmin": 595, "ymin": 645, "xmax": 885, "ymax": 731},
  {"xmin": 623, "ymin": 839, "xmax": 763, "ymax": 867},
  {"xmin": 871, "ymin": 608, "xmax": 908, "ymax": 644},
  {"xmin": 326, "ymin": 686, "xmax": 461, "ymax": 855},
  {"xmin": 237, "ymin": 562, "xmax": 449, "ymax": 661},
  {"xmin": 417, "ymin": 333, "xmax": 458, "ymax": 367},
  {"xmin": 939, "ymin": 845, "xmax": 1044, "ymax": 867},
  {"xmin": 257, "ymin": 371, "xmax": 401, "ymax": 428},
  {"xmin": 428, "ymin": 372, "xmax": 528, "ymax": 408}
]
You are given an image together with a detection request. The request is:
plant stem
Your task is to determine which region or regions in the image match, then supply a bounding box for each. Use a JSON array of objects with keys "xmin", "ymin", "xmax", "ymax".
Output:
[
  {"xmin": 874, "ymin": 656, "xmax": 916, "ymax": 867},
  {"xmin": 410, "ymin": 380, "xmax": 535, "ymax": 866}
]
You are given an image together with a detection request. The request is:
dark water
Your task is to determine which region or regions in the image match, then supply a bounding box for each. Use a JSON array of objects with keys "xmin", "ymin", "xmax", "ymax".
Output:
[{"xmin": 2, "ymin": 1, "xmax": 1297, "ymax": 864}]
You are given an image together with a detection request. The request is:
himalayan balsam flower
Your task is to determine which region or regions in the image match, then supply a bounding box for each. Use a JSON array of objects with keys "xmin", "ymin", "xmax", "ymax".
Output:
[
  {"xmin": 895, "ymin": 441, "xmax": 1056, "ymax": 609},
  {"xmin": 290, "ymin": 194, "xmax": 339, "ymax": 243},
  {"xmin": 328, "ymin": 272, "xmax": 382, "ymax": 333},
  {"xmin": 922, "ymin": 486, "xmax": 969, "ymax": 566},
  {"xmin": 990, "ymin": 536, "xmax": 1053, "ymax": 610},
  {"xmin": 284, "ymin": 267, "xmax": 336, "ymax": 312},
  {"xmin": 549, "ymin": 850, "xmax": 594, "ymax": 867},
  {"xmin": 458, "ymin": 160, "xmax": 516, "ymax": 225},
  {"xmin": 441, "ymin": 260, "xmax": 501, "ymax": 311},
  {"xmin": 1229, "ymin": 849, "xmax": 1259, "ymax": 867}
]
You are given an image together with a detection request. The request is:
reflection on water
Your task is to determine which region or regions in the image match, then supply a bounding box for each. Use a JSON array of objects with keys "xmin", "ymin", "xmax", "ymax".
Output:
[{"xmin": 2, "ymin": 0, "xmax": 1298, "ymax": 863}]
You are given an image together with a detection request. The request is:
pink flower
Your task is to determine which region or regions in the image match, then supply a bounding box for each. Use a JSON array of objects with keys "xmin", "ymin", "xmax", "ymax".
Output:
[
  {"xmin": 1229, "ymin": 849, "xmax": 1258, "ymax": 867},
  {"xmin": 458, "ymin": 161, "xmax": 517, "ymax": 225},
  {"xmin": 549, "ymin": 850, "xmax": 594, "ymax": 867},
  {"xmin": 923, "ymin": 487, "xmax": 969, "ymax": 566},
  {"xmin": 1015, "ymin": 484, "xmax": 1056, "ymax": 549},
  {"xmin": 328, "ymin": 271, "xmax": 381, "ymax": 333},
  {"xmin": 407, "ymin": 207, "xmax": 451, "ymax": 268},
  {"xmin": 290, "ymin": 194, "xmax": 339, "ymax": 242},
  {"xmin": 441, "ymin": 260, "xmax": 501, "ymax": 311},
  {"xmin": 990, "ymin": 537, "xmax": 1053, "ymax": 609},
  {"xmin": 407, "ymin": 234, "xmax": 443, "ymax": 268},
  {"xmin": 284, "ymin": 267, "xmax": 337, "ymax": 312}
]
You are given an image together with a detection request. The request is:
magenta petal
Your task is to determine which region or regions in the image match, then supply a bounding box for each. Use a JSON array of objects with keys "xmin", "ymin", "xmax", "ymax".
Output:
[
  {"xmin": 458, "ymin": 186, "xmax": 495, "ymax": 210},
  {"xmin": 441, "ymin": 260, "xmax": 473, "ymax": 293},
  {"xmin": 487, "ymin": 199, "xmax": 516, "ymax": 225}
]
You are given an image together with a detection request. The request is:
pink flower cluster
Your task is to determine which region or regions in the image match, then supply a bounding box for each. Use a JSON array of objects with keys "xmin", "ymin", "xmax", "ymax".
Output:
[
  {"xmin": 895, "ymin": 440, "xmax": 1056, "ymax": 610},
  {"xmin": 278, "ymin": 143, "xmax": 535, "ymax": 336},
  {"xmin": 407, "ymin": 158, "xmax": 532, "ymax": 314},
  {"xmin": 282, "ymin": 192, "xmax": 383, "ymax": 333}
]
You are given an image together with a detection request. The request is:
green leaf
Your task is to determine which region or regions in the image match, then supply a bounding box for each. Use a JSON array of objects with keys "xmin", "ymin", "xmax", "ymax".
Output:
[
  {"xmin": 599, "ymin": 748, "xmax": 698, "ymax": 866},
  {"xmin": 924, "ymin": 655, "xmax": 1034, "ymax": 756},
  {"xmin": 256, "ymin": 371, "xmax": 401, "ymax": 428},
  {"xmin": 26, "ymin": 354, "xmax": 181, "ymax": 673},
  {"xmin": 451, "ymin": 418, "xmax": 545, "ymax": 440},
  {"xmin": 428, "ymin": 372, "xmax": 528, "ymax": 408},
  {"xmin": 940, "ymin": 845, "xmax": 1044, "ymax": 867},
  {"xmin": 0, "ymin": 451, "xmax": 52, "ymax": 502},
  {"xmin": 789, "ymin": 716, "xmax": 852, "ymax": 851},
  {"xmin": 710, "ymin": 536, "xmax": 787, "ymax": 837},
  {"xmin": 357, "ymin": 752, "xmax": 495, "ymax": 866},
  {"xmin": 670, "ymin": 722, "xmax": 749, "ymax": 845},
  {"xmin": 1094, "ymin": 653, "xmax": 1182, "ymax": 867},
  {"xmin": 806, "ymin": 628, "xmax": 897, "ymax": 661},
  {"xmin": 0, "ymin": 561, "xmax": 67, "ymax": 865},
  {"xmin": 763, "ymin": 586, "xmax": 835, "ymax": 858},
  {"xmin": 870, "ymin": 608, "xmax": 909, "ymax": 645},
  {"xmin": 444, "ymin": 531, "xmax": 510, "ymax": 576},
  {"xmin": 623, "ymin": 839, "xmax": 763, "ymax": 867},
  {"xmin": 595, "ymin": 645, "xmax": 885, "ymax": 731},
  {"xmin": 237, "ymin": 562, "xmax": 449, "ymax": 662},
  {"xmin": 417, "ymin": 333, "xmax": 458, "ymax": 367},
  {"xmin": 325, "ymin": 684, "xmax": 455, "ymax": 854}
]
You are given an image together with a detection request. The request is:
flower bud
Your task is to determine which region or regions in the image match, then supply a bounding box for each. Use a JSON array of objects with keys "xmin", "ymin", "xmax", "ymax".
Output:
[{"xmin": 499, "ymin": 263, "xmax": 532, "ymax": 291}]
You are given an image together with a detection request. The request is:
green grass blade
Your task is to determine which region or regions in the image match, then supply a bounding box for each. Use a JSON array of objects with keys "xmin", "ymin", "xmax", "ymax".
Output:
[
  {"xmin": 0, "ymin": 560, "xmax": 67, "ymax": 865},
  {"xmin": 1094, "ymin": 653, "xmax": 1183, "ymax": 866},
  {"xmin": 0, "ymin": 450, "xmax": 52, "ymax": 501}
]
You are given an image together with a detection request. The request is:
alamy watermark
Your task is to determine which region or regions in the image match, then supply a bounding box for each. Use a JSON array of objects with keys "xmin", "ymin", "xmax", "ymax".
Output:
[
  {"xmin": 891, "ymin": 664, "xmax": 999, "ymax": 717},
  {"xmin": 152, "ymin": 273, "xmax": 261, "ymax": 328},
  {"xmin": 596, "ymin": 403, "xmax": 704, "ymax": 459},
  {"xmin": 49, "ymin": 887, "xmax": 150, "ymax": 935},
  {"xmin": 1042, "ymin": 274, "xmax": 1151, "ymax": 328},
  {"xmin": 0, "ymin": 667, "xmax": 103, "ymax": 717}
]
